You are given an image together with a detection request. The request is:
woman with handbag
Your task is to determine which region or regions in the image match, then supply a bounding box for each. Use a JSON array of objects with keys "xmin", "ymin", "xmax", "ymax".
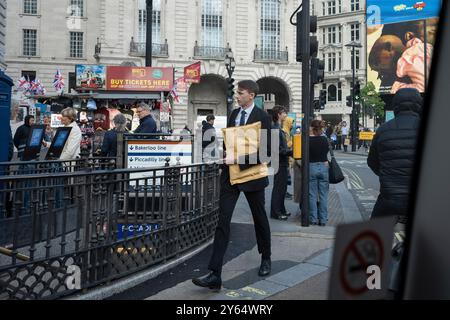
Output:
[{"xmin": 309, "ymin": 120, "xmax": 330, "ymax": 226}]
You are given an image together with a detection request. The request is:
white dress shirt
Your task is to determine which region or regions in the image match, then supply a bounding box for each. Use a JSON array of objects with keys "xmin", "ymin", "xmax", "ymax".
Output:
[{"xmin": 234, "ymin": 103, "xmax": 255, "ymax": 126}]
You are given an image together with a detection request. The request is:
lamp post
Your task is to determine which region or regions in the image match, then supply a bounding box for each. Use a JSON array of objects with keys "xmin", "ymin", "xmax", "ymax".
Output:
[
  {"xmin": 345, "ymin": 41, "xmax": 362, "ymax": 152},
  {"xmin": 224, "ymin": 49, "xmax": 236, "ymax": 118},
  {"xmin": 145, "ymin": 0, "xmax": 153, "ymax": 67}
]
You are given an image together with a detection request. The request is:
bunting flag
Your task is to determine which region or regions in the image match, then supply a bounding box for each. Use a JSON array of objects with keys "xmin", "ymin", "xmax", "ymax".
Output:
[
  {"xmin": 17, "ymin": 76, "xmax": 30, "ymax": 92},
  {"xmin": 184, "ymin": 61, "xmax": 201, "ymax": 84},
  {"xmin": 169, "ymin": 78, "xmax": 181, "ymax": 104},
  {"xmin": 53, "ymin": 69, "xmax": 65, "ymax": 91}
]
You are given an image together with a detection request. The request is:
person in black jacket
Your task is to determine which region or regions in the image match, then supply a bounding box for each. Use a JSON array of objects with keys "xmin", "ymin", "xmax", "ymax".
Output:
[
  {"xmin": 100, "ymin": 113, "xmax": 127, "ymax": 157},
  {"xmin": 192, "ymin": 80, "xmax": 272, "ymax": 290},
  {"xmin": 270, "ymin": 105, "xmax": 293, "ymax": 220},
  {"xmin": 201, "ymin": 114, "xmax": 217, "ymax": 160},
  {"xmin": 134, "ymin": 102, "xmax": 157, "ymax": 134},
  {"xmin": 368, "ymin": 88, "xmax": 422, "ymax": 219},
  {"xmin": 13, "ymin": 115, "xmax": 34, "ymax": 160}
]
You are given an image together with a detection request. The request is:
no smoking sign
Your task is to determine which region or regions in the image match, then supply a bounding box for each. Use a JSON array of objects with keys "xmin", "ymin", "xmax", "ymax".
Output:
[{"xmin": 329, "ymin": 217, "xmax": 395, "ymax": 300}]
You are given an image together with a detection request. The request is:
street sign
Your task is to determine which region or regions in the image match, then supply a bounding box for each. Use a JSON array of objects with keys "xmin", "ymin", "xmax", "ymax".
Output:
[
  {"xmin": 126, "ymin": 140, "xmax": 193, "ymax": 186},
  {"xmin": 359, "ymin": 132, "xmax": 375, "ymax": 140},
  {"xmin": 329, "ymin": 216, "xmax": 395, "ymax": 300}
]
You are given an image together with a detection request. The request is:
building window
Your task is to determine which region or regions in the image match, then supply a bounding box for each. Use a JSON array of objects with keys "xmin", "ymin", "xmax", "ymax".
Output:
[
  {"xmin": 338, "ymin": 51, "xmax": 342, "ymax": 70},
  {"xmin": 351, "ymin": 0, "xmax": 360, "ymax": 11},
  {"xmin": 327, "ymin": 1, "xmax": 336, "ymax": 15},
  {"xmin": 338, "ymin": 26, "xmax": 342, "ymax": 43},
  {"xmin": 202, "ymin": 0, "xmax": 223, "ymax": 47},
  {"xmin": 327, "ymin": 26, "xmax": 337, "ymax": 44},
  {"xmin": 350, "ymin": 23, "xmax": 360, "ymax": 42},
  {"xmin": 322, "ymin": 2, "xmax": 326, "ymax": 16},
  {"xmin": 23, "ymin": 29, "xmax": 37, "ymax": 56},
  {"xmin": 260, "ymin": 0, "xmax": 281, "ymax": 55},
  {"xmin": 70, "ymin": 31, "xmax": 83, "ymax": 58},
  {"xmin": 327, "ymin": 52, "xmax": 336, "ymax": 72},
  {"xmin": 138, "ymin": 0, "xmax": 161, "ymax": 44},
  {"xmin": 328, "ymin": 84, "xmax": 337, "ymax": 101},
  {"xmin": 23, "ymin": 0, "xmax": 37, "ymax": 15},
  {"xmin": 70, "ymin": 0, "xmax": 83, "ymax": 17},
  {"xmin": 351, "ymin": 49, "xmax": 360, "ymax": 69},
  {"xmin": 21, "ymin": 70, "xmax": 36, "ymax": 82}
]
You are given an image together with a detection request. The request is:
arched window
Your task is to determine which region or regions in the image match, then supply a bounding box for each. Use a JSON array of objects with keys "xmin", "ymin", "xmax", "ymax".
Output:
[{"xmin": 328, "ymin": 84, "xmax": 337, "ymax": 101}]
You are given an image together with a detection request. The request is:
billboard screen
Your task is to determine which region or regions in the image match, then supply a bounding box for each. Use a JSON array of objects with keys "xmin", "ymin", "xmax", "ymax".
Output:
[
  {"xmin": 76, "ymin": 65, "xmax": 106, "ymax": 89},
  {"xmin": 367, "ymin": 1, "xmax": 441, "ymax": 94}
]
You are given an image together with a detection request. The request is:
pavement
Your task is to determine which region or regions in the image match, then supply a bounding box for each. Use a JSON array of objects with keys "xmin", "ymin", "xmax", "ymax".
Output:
[{"xmin": 70, "ymin": 153, "xmax": 367, "ymax": 301}]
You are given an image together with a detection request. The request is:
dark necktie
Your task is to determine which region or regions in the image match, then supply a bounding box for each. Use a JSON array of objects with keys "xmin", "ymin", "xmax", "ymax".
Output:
[{"xmin": 239, "ymin": 110, "xmax": 246, "ymax": 126}]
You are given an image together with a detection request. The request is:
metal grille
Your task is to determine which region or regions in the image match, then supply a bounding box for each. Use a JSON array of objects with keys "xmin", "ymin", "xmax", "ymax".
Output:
[
  {"xmin": 70, "ymin": 0, "xmax": 83, "ymax": 17},
  {"xmin": 70, "ymin": 32, "xmax": 83, "ymax": 58},
  {"xmin": 260, "ymin": 0, "xmax": 280, "ymax": 54},
  {"xmin": 0, "ymin": 163, "xmax": 220, "ymax": 300},
  {"xmin": 23, "ymin": 29, "xmax": 37, "ymax": 56},
  {"xmin": 193, "ymin": 45, "xmax": 226, "ymax": 60},
  {"xmin": 202, "ymin": 0, "xmax": 223, "ymax": 48},
  {"xmin": 129, "ymin": 41, "xmax": 168, "ymax": 57},
  {"xmin": 254, "ymin": 49, "xmax": 288, "ymax": 62},
  {"xmin": 23, "ymin": 0, "xmax": 37, "ymax": 15}
]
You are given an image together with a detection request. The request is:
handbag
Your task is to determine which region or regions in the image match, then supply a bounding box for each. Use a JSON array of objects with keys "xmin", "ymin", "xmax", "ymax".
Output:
[{"xmin": 327, "ymin": 140, "xmax": 345, "ymax": 184}]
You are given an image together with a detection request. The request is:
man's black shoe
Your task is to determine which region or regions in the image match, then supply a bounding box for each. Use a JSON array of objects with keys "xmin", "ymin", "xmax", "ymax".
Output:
[
  {"xmin": 283, "ymin": 211, "xmax": 292, "ymax": 217},
  {"xmin": 192, "ymin": 272, "xmax": 222, "ymax": 290},
  {"xmin": 258, "ymin": 259, "xmax": 271, "ymax": 277},
  {"xmin": 285, "ymin": 192, "xmax": 293, "ymax": 199},
  {"xmin": 270, "ymin": 214, "xmax": 288, "ymax": 221}
]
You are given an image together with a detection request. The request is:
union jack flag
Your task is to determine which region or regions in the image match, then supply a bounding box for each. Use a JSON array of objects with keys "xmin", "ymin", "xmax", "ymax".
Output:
[
  {"xmin": 53, "ymin": 69, "xmax": 65, "ymax": 91},
  {"xmin": 169, "ymin": 80, "xmax": 180, "ymax": 104},
  {"xmin": 17, "ymin": 76, "xmax": 30, "ymax": 92}
]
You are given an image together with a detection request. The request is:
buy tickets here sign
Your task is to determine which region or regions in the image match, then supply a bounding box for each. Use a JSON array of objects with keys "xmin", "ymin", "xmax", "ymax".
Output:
[{"xmin": 106, "ymin": 66, "xmax": 174, "ymax": 91}]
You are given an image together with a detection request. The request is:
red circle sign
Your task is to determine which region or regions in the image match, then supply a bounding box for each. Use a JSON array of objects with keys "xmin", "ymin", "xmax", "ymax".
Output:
[{"xmin": 339, "ymin": 231, "xmax": 384, "ymax": 296}]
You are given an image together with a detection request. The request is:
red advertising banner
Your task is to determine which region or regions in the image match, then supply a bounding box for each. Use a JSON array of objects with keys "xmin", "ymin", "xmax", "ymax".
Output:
[
  {"xmin": 184, "ymin": 62, "xmax": 201, "ymax": 84},
  {"xmin": 106, "ymin": 66, "xmax": 174, "ymax": 91}
]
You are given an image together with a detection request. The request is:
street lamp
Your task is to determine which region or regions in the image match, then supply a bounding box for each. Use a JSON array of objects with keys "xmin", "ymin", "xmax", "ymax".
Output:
[
  {"xmin": 224, "ymin": 49, "xmax": 236, "ymax": 118},
  {"xmin": 345, "ymin": 41, "xmax": 362, "ymax": 152}
]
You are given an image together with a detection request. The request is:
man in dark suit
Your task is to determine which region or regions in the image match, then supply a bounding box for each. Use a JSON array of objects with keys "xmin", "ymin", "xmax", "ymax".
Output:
[{"xmin": 192, "ymin": 80, "xmax": 272, "ymax": 290}]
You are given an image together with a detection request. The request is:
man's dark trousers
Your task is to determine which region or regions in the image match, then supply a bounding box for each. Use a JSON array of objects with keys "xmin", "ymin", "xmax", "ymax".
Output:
[
  {"xmin": 270, "ymin": 165, "xmax": 288, "ymax": 216},
  {"xmin": 208, "ymin": 168, "xmax": 271, "ymax": 274}
]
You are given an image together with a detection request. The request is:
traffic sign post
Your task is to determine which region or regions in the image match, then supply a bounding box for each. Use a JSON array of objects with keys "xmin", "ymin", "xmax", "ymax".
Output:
[{"xmin": 329, "ymin": 216, "xmax": 396, "ymax": 300}]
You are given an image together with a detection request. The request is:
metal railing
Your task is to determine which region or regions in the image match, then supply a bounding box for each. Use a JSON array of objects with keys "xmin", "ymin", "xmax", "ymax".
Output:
[
  {"xmin": 0, "ymin": 163, "xmax": 220, "ymax": 300},
  {"xmin": 193, "ymin": 46, "xmax": 227, "ymax": 60},
  {"xmin": 129, "ymin": 41, "xmax": 169, "ymax": 57},
  {"xmin": 0, "ymin": 157, "xmax": 117, "ymax": 176},
  {"xmin": 253, "ymin": 49, "xmax": 289, "ymax": 63}
]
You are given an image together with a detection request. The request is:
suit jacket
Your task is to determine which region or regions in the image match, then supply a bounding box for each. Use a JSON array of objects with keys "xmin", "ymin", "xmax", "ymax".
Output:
[{"xmin": 222, "ymin": 106, "xmax": 271, "ymax": 192}]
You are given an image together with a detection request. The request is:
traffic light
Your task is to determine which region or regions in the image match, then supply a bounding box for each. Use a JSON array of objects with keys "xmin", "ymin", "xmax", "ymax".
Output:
[
  {"xmin": 227, "ymin": 78, "xmax": 235, "ymax": 103},
  {"xmin": 311, "ymin": 58, "xmax": 325, "ymax": 84},
  {"xmin": 355, "ymin": 102, "xmax": 361, "ymax": 114},
  {"xmin": 354, "ymin": 81, "xmax": 361, "ymax": 100},
  {"xmin": 346, "ymin": 95, "xmax": 352, "ymax": 107},
  {"xmin": 313, "ymin": 99, "xmax": 320, "ymax": 111},
  {"xmin": 296, "ymin": 8, "xmax": 318, "ymax": 62},
  {"xmin": 319, "ymin": 90, "xmax": 327, "ymax": 109}
]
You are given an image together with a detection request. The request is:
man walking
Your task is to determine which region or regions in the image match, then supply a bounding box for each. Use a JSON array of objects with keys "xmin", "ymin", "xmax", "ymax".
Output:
[
  {"xmin": 192, "ymin": 80, "xmax": 272, "ymax": 290},
  {"xmin": 368, "ymin": 88, "xmax": 422, "ymax": 219},
  {"xmin": 201, "ymin": 114, "xmax": 217, "ymax": 160},
  {"xmin": 341, "ymin": 121, "xmax": 349, "ymax": 152}
]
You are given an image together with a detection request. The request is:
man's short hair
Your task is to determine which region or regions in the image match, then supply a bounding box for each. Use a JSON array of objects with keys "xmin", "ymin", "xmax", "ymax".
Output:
[
  {"xmin": 237, "ymin": 80, "xmax": 259, "ymax": 96},
  {"xmin": 138, "ymin": 102, "xmax": 151, "ymax": 112},
  {"xmin": 206, "ymin": 114, "xmax": 215, "ymax": 122}
]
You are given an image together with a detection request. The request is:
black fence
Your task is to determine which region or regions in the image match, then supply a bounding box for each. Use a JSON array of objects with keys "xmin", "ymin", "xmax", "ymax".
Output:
[
  {"xmin": 0, "ymin": 158, "xmax": 117, "ymax": 176},
  {"xmin": 0, "ymin": 163, "xmax": 220, "ymax": 300}
]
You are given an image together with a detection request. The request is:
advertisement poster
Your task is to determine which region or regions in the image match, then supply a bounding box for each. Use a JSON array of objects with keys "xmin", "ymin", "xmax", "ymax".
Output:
[
  {"xmin": 106, "ymin": 67, "xmax": 174, "ymax": 91},
  {"xmin": 367, "ymin": 1, "xmax": 441, "ymax": 94},
  {"xmin": 76, "ymin": 65, "xmax": 106, "ymax": 89}
]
